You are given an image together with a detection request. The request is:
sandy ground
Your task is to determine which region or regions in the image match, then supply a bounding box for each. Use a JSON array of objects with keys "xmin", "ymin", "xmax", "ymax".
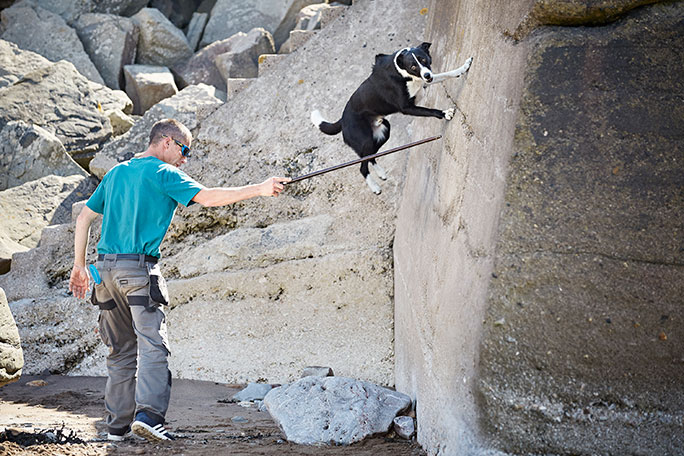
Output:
[{"xmin": 0, "ymin": 375, "xmax": 426, "ymax": 456}]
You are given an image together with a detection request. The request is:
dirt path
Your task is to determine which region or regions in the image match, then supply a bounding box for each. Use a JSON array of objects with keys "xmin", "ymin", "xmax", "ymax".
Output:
[{"xmin": 0, "ymin": 375, "xmax": 425, "ymax": 456}]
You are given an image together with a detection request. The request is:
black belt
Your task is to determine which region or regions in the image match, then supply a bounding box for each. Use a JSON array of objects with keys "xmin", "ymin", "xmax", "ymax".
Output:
[{"xmin": 98, "ymin": 254, "xmax": 158, "ymax": 264}]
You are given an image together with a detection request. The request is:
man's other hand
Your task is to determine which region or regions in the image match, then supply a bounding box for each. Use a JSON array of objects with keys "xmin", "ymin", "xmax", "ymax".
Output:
[{"xmin": 69, "ymin": 265, "xmax": 90, "ymax": 299}]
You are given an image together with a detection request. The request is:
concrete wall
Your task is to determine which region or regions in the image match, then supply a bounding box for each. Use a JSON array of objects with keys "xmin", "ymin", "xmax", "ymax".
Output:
[{"xmin": 394, "ymin": 1, "xmax": 683, "ymax": 455}]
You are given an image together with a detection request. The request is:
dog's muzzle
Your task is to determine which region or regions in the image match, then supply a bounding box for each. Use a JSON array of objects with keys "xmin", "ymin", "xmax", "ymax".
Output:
[{"xmin": 422, "ymin": 70, "xmax": 433, "ymax": 83}]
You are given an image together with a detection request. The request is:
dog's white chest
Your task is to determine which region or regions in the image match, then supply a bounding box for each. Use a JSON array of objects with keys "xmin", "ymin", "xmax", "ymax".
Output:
[{"xmin": 406, "ymin": 78, "xmax": 423, "ymax": 98}]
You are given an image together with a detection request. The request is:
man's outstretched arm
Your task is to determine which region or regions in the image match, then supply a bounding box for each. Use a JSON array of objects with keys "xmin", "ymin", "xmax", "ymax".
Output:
[
  {"xmin": 69, "ymin": 206, "xmax": 100, "ymax": 299},
  {"xmin": 192, "ymin": 177, "xmax": 290, "ymax": 207}
]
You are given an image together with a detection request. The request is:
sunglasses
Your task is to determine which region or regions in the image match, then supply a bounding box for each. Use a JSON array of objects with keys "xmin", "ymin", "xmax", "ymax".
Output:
[{"xmin": 162, "ymin": 134, "xmax": 191, "ymax": 157}]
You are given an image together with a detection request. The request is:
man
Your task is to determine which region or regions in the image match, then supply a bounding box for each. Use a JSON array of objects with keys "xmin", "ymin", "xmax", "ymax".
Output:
[{"xmin": 69, "ymin": 118, "xmax": 289, "ymax": 442}]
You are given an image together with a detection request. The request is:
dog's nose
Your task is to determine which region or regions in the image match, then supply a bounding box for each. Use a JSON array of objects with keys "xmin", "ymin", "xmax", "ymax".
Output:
[{"xmin": 424, "ymin": 72, "xmax": 433, "ymax": 83}]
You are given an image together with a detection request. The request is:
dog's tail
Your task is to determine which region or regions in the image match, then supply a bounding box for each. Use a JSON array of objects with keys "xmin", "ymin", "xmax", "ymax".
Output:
[{"xmin": 311, "ymin": 110, "xmax": 342, "ymax": 135}]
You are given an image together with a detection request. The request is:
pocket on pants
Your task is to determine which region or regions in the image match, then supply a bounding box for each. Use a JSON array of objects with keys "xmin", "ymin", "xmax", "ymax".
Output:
[
  {"xmin": 147, "ymin": 264, "xmax": 169, "ymax": 306},
  {"xmin": 118, "ymin": 274, "xmax": 150, "ymax": 308},
  {"xmin": 91, "ymin": 283, "xmax": 116, "ymax": 310}
]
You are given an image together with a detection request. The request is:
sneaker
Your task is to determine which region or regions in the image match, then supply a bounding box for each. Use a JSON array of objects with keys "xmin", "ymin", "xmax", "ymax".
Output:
[
  {"xmin": 131, "ymin": 411, "xmax": 175, "ymax": 442},
  {"xmin": 107, "ymin": 426, "xmax": 131, "ymax": 441}
]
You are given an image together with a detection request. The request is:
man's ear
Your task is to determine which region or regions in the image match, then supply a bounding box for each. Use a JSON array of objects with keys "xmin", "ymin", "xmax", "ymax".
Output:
[{"xmin": 420, "ymin": 42, "xmax": 431, "ymax": 51}]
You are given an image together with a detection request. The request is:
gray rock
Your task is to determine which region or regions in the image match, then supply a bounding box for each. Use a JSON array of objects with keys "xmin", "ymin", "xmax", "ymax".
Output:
[
  {"xmin": 107, "ymin": 110, "xmax": 136, "ymax": 137},
  {"xmin": 232, "ymin": 383, "xmax": 273, "ymax": 402},
  {"xmin": 0, "ymin": 121, "xmax": 87, "ymax": 191},
  {"xmin": 186, "ymin": 12, "xmax": 208, "ymax": 52},
  {"xmin": 4, "ymin": 292, "xmax": 100, "ymax": 375},
  {"xmin": 0, "ymin": 174, "xmax": 95, "ymax": 275},
  {"xmin": 182, "ymin": 27, "xmax": 275, "ymax": 85},
  {"xmin": 175, "ymin": 28, "xmax": 274, "ymax": 89},
  {"xmin": 0, "ymin": 174, "xmax": 94, "ymax": 249},
  {"xmin": 0, "ymin": 60, "xmax": 113, "ymax": 157},
  {"xmin": 201, "ymin": 0, "xmax": 321, "ymax": 49},
  {"xmin": 28, "ymin": 0, "xmax": 148, "ymax": 23},
  {"xmin": 0, "ymin": 39, "xmax": 51, "ymax": 89},
  {"xmin": 292, "ymin": 3, "xmax": 345, "ymax": 34},
  {"xmin": 89, "ymin": 82, "xmax": 134, "ymax": 115},
  {"xmin": 392, "ymin": 416, "xmax": 415, "ymax": 439},
  {"xmin": 0, "ymin": 2, "xmax": 105, "ymax": 85},
  {"xmin": 74, "ymin": 13, "xmax": 139, "ymax": 90},
  {"xmin": 149, "ymin": 0, "xmax": 198, "ymax": 30},
  {"xmin": 177, "ymin": 214, "xmax": 334, "ymax": 277},
  {"xmin": 132, "ymin": 7, "xmax": 193, "ymax": 68},
  {"xmin": 301, "ymin": 366, "xmax": 334, "ymax": 378},
  {"xmin": 89, "ymin": 83, "xmax": 222, "ymax": 179},
  {"xmin": 123, "ymin": 64, "xmax": 178, "ymax": 115},
  {"xmin": 0, "ymin": 287, "xmax": 23, "ymax": 387},
  {"xmin": 279, "ymin": 30, "xmax": 315, "ymax": 55},
  {"xmin": 264, "ymin": 376, "xmax": 412, "ymax": 445}
]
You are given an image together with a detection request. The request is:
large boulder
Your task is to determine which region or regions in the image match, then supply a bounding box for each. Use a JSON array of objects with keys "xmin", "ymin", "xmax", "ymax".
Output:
[
  {"xmin": 74, "ymin": 13, "xmax": 139, "ymax": 90},
  {"xmin": 0, "ymin": 287, "xmax": 23, "ymax": 386},
  {"xmin": 0, "ymin": 1, "xmax": 105, "ymax": 85},
  {"xmin": 0, "ymin": 60, "xmax": 128, "ymax": 164},
  {"xmin": 0, "ymin": 39, "xmax": 51, "ymax": 89},
  {"xmin": 201, "ymin": 0, "xmax": 322, "ymax": 49},
  {"xmin": 132, "ymin": 7, "xmax": 193, "ymax": 68},
  {"xmin": 264, "ymin": 376, "xmax": 412, "ymax": 445},
  {"xmin": 89, "ymin": 83, "xmax": 222, "ymax": 179},
  {"xmin": 0, "ymin": 121, "xmax": 87, "ymax": 191},
  {"xmin": 175, "ymin": 27, "xmax": 275, "ymax": 89},
  {"xmin": 123, "ymin": 64, "xmax": 178, "ymax": 115},
  {"xmin": 9, "ymin": 292, "xmax": 100, "ymax": 375},
  {"xmin": 0, "ymin": 174, "xmax": 96, "ymax": 271}
]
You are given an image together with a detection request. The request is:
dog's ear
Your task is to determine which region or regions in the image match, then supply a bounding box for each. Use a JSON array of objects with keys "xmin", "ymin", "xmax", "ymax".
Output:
[
  {"xmin": 375, "ymin": 53, "xmax": 389, "ymax": 62},
  {"xmin": 419, "ymin": 42, "xmax": 432, "ymax": 51}
]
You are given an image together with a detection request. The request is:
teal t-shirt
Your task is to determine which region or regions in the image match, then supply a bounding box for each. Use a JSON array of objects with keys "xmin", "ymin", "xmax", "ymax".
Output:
[{"xmin": 86, "ymin": 156, "xmax": 204, "ymax": 258}]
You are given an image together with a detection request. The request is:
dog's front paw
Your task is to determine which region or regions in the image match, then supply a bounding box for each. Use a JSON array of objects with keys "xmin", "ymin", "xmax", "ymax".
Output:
[
  {"xmin": 465, "ymin": 57, "xmax": 473, "ymax": 69},
  {"xmin": 443, "ymin": 108, "xmax": 455, "ymax": 121}
]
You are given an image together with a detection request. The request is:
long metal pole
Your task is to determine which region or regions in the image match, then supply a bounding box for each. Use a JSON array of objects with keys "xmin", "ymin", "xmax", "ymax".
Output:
[{"xmin": 285, "ymin": 135, "xmax": 442, "ymax": 184}]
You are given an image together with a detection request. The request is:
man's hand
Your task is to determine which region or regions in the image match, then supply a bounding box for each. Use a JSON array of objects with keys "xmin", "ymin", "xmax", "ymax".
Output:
[
  {"xmin": 260, "ymin": 177, "xmax": 291, "ymax": 197},
  {"xmin": 69, "ymin": 265, "xmax": 90, "ymax": 300}
]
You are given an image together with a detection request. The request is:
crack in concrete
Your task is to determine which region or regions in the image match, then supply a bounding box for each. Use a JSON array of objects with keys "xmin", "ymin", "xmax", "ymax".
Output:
[{"xmin": 515, "ymin": 249, "xmax": 684, "ymax": 268}]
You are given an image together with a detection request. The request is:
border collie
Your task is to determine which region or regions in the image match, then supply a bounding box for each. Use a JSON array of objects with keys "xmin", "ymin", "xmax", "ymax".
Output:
[{"xmin": 311, "ymin": 42, "xmax": 473, "ymax": 194}]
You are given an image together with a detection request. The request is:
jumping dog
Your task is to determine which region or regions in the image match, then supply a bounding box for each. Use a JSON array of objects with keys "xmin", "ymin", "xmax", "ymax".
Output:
[{"xmin": 311, "ymin": 42, "xmax": 473, "ymax": 194}]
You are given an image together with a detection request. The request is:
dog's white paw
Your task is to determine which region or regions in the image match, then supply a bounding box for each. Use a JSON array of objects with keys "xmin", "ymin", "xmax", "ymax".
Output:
[
  {"xmin": 371, "ymin": 162, "xmax": 388, "ymax": 180},
  {"xmin": 443, "ymin": 108, "xmax": 455, "ymax": 121},
  {"xmin": 366, "ymin": 175, "xmax": 382, "ymax": 194}
]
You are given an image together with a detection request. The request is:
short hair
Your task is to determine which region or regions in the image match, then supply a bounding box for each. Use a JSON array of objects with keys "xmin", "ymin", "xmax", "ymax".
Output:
[{"xmin": 149, "ymin": 119, "xmax": 192, "ymax": 146}]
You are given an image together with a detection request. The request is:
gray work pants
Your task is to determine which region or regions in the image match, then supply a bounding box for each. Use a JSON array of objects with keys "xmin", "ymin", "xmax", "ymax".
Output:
[{"xmin": 92, "ymin": 254, "xmax": 171, "ymax": 434}]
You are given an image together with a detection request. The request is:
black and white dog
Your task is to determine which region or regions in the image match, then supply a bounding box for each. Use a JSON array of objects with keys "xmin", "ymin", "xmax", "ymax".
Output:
[{"xmin": 311, "ymin": 42, "xmax": 473, "ymax": 194}]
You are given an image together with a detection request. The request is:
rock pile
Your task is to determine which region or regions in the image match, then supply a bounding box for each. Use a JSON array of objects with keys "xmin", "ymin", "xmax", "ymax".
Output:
[{"xmin": 0, "ymin": 0, "xmax": 350, "ymax": 283}]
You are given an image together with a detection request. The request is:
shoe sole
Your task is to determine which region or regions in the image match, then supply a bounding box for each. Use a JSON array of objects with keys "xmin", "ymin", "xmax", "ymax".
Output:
[{"xmin": 131, "ymin": 421, "xmax": 171, "ymax": 441}]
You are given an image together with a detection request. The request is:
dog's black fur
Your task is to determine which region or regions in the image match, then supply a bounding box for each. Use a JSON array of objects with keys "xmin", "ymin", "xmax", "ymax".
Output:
[{"xmin": 312, "ymin": 42, "xmax": 471, "ymax": 194}]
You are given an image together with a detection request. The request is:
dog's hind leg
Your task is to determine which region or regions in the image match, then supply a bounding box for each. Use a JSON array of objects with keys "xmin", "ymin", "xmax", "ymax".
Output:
[
  {"xmin": 429, "ymin": 57, "xmax": 473, "ymax": 84},
  {"xmin": 370, "ymin": 118, "xmax": 390, "ymax": 180}
]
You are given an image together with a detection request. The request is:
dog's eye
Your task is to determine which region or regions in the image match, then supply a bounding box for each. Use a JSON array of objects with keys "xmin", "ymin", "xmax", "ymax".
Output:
[{"xmin": 411, "ymin": 65, "xmax": 417, "ymax": 70}]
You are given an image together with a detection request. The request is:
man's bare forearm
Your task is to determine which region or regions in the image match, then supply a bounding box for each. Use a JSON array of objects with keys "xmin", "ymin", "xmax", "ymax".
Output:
[
  {"xmin": 73, "ymin": 206, "xmax": 99, "ymax": 267},
  {"xmin": 194, "ymin": 185, "xmax": 263, "ymax": 207}
]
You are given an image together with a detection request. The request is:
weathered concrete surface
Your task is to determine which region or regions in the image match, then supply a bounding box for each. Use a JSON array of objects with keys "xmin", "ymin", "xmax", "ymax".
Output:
[
  {"xmin": 0, "ymin": 287, "xmax": 23, "ymax": 386},
  {"xmin": 479, "ymin": 3, "xmax": 684, "ymax": 454},
  {"xmin": 394, "ymin": 0, "xmax": 684, "ymax": 455},
  {"xmin": 394, "ymin": 0, "xmax": 534, "ymax": 454}
]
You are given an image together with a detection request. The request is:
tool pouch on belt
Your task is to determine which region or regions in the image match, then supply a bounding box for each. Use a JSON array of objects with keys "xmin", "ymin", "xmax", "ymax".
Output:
[
  {"xmin": 147, "ymin": 263, "xmax": 169, "ymax": 306},
  {"xmin": 90, "ymin": 283, "xmax": 116, "ymax": 310}
]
